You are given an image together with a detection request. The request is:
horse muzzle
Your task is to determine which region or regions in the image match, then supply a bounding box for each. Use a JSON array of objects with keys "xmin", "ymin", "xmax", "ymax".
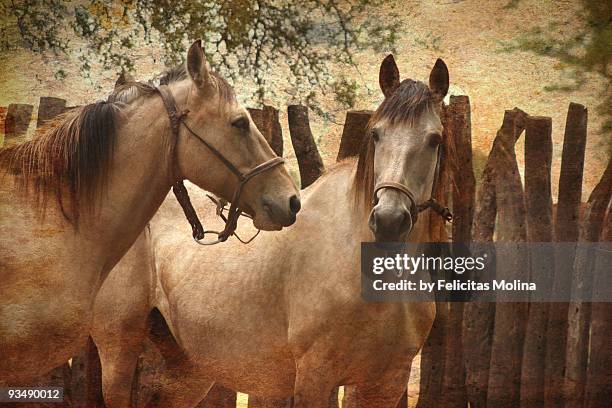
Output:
[
  {"xmin": 259, "ymin": 194, "xmax": 301, "ymax": 229},
  {"xmin": 368, "ymin": 204, "xmax": 413, "ymax": 242}
]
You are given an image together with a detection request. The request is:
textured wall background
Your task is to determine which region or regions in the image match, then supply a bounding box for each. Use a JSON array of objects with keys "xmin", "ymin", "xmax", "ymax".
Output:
[{"xmin": 0, "ymin": 0, "xmax": 608, "ymax": 201}]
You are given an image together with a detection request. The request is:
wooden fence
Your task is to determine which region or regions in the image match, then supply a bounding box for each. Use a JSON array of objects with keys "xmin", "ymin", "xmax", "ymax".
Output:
[
  {"xmin": 415, "ymin": 98, "xmax": 611, "ymax": 408},
  {"xmin": 2, "ymin": 93, "xmax": 610, "ymax": 408}
]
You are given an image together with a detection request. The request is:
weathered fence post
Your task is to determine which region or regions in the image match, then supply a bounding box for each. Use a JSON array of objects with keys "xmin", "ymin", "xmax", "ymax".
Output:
[
  {"xmin": 438, "ymin": 95, "xmax": 474, "ymax": 408},
  {"xmin": 288, "ymin": 105, "xmax": 324, "ymax": 189},
  {"xmin": 37, "ymin": 96, "xmax": 67, "ymax": 128},
  {"xmin": 463, "ymin": 108, "xmax": 526, "ymax": 408},
  {"xmin": 486, "ymin": 107, "xmax": 529, "ymax": 408},
  {"xmin": 248, "ymin": 105, "xmax": 283, "ymax": 157},
  {"xmin": 545, "ymin": 102, "xmax": 588, "ymax": 407},
  {"xmin": 416, "ymin": 102, "xmax": 454, "ymax": 408},
  {"xmin": 565, "ymin": 159, "xmax": 612, "ymax": 408},
  {"xmin": 584, "ymin": 203, "xmax": 612, "ymax": 408},
  {"xmin": 4, "ymin": 103, "xmax": 33, "ymax": 144},
  {"xmin": 336, "ymin": 110, "xmax": 373, "ymax": 161},
  {"xmin": 521, "ymin": 115, "xmax": 554, "ymax": 407}
]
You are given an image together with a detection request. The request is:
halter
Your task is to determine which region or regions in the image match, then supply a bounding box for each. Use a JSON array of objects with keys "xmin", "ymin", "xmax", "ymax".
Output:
[
  {"xmin": 156, "ymin": 85, "xmax": 285, "ymax": 245},
  {"xmin": 372, "ymin": 146, "xmax": 452, "ymax": 224}
]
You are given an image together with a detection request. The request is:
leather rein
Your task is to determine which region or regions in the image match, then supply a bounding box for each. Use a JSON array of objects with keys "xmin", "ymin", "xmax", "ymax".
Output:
[
  {"xmin": 372, "ymin": 146, "xmax": 452, "ymax": 224},
  {"xmin": 156, "ymin": 85, "xmax": 285, "ymax": 245}
]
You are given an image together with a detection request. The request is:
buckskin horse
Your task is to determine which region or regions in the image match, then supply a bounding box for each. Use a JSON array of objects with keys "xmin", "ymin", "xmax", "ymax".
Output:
[
  {"xmin": 0, "ymin": 40, "xmax": 300, "ymax": 385},
  {"xmin": 94, "ymin": 54, "xmax": 449, "ymax": 407}
]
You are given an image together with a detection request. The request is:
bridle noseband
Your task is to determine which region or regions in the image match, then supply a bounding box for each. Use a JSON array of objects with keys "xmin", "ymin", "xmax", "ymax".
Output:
[
  {"xmin": 372, "ymin": 147, "xmax": 452, "ymax": 225},
  {"xmin": 156, "ymin": 85, "xmax": 285, "ymax": 245}
]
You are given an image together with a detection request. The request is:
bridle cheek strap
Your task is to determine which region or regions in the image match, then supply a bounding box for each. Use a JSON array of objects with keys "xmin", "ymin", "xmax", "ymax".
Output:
[
  {"xmin": 216, "ymin": 156, "xmax": 285, "ymax": 242},
  {"xmin": 156, "ymin": 85, "xmax": 285, "ymax": 245}
]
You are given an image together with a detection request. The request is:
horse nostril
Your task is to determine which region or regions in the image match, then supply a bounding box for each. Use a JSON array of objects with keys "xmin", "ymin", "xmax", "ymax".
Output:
[
  {"xmin": 289, "ymin": 195, "xmax": 301, "ymax": 214},
  {"xmin": 371, "ymin": 206, "xmax": 413, "ymax": 241},
  {"xmin": 399, "ymin": 211, "xmax": 413, "ymax": 234}
]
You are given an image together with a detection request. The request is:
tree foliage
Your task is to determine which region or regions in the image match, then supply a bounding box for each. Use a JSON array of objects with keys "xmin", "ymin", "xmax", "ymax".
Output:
[
  {"xmin": 0, "ymin": 0, "xmax": 400, "ymax": 108},
  {"xmin": 501, "ymin": 0, "xmax": 611, "ymax": 154}
]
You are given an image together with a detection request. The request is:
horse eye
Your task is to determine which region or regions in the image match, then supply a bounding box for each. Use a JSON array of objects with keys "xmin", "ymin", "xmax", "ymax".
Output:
[
  {"xmin": 427, "ymin": 132, "xmax": 442, "ymax": 147},
  {"xmin": 371, "ymin": 129, "xmax": 380, "ymax": 142},
  {"xmin": 231, "ymin": 117, "xmax": 249, "ymax": 132}
]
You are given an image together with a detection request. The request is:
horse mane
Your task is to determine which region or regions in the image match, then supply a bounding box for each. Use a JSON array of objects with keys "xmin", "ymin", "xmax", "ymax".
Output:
[
  {"xmin": 0, "ymin": 102, "xmax": 121, "ymax": 223},
  {"xmin": 352, "ymin": 79, "xmax": 436, "ymax": 209},
  {"xmin": 109, "ymin": 66, "xmax": 235, "ymax": 105},
  {"xmin": 0, "ymin": 65, "xmax": 234, "ymax": 224}
]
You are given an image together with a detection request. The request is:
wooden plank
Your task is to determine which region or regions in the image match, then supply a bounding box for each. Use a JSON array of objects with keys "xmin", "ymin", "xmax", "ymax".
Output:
[
  {"xmin": 584, "ymin": 210, "xmax": 612, "ymax": 408},
  {"xmin": 37, "ymin": 96, "xmax": 67, "ymax": 128},
  {"xmin": 248, "ymin": 105, "xmax": 283, "ymax": 157},
  {"xmin": 439, "ymin": 95, "xmax": 474, "ymax": 407},
  {"xmin": 287, "ymin": 105, "xmax": 324, "ymax": 188},
  {"xmin": 462, "ymin": 108, "xmax": 526, "ymax": 408},
  {"xmin": 4, "ymin": 103, "xmax": 33, "ymax": 144},
  {"xmin": 265, "ymin": 105, "xmax": 284, "ymax": 157},
  {"xmin": 486, "ymin": 107, "xmax": 529, "ymax": 408},
  {"xmin": 565, "ymin": 159, "xmax": 612, "ymax": 408},
  {"xmin": 520, "ymin": 115, "xmax": 554, "ymax": 408},
  {"xmin": 416, "ymin": 104, "xmax": 454, "ymax": 408},
  {"xmin": 545, "ymin": 102, "xmax": 588, "ymax": 407},
  {"xmin": 336, "ymin": 110, "xmax": 373, "ymax": 161}
]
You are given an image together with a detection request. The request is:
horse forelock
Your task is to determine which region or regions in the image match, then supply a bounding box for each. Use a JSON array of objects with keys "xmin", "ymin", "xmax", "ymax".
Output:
[{"xmin": 352, "ymin": 80, "xmax": 436, "ymax": 210}]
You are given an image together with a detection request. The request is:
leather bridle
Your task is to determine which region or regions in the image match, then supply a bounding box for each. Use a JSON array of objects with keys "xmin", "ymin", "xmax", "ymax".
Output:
[
  {"xmin": 372, "ymin": 146, "xmax": 452, "ymax": 225},
  {"xmin": 156, "ymin": 85, "xmax": 285, "ymax": 245}
]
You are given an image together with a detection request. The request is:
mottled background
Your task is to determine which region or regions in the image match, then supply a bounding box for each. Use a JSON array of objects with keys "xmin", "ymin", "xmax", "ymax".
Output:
[{"xmin": 0, "ymin": 0, "xmax": 608, "ymax": 199}]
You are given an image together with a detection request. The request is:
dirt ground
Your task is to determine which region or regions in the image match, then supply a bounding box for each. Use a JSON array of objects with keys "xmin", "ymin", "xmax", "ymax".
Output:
[{"xmin": 234, "ymin": 354, "xmax": 420, "ymax": 407}]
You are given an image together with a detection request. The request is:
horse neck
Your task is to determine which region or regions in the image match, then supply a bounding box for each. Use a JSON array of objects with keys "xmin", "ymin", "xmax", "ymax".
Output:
[{"xmin": 83, "ymin": 95, "xmax": 175, "ymax": 275}]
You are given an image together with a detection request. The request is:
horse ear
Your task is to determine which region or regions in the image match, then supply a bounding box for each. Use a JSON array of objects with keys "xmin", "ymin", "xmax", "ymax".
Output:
[
  {"xmin": 379, "ymin": 54, "xmax": 400, "ymax": 98},
  {"xmin": 186, "ymin": 40, "xmax": 213, "ymax": 91},
  {"xmin": 429, "ymin": 58, "xmax": 449, "ymax": 101}
]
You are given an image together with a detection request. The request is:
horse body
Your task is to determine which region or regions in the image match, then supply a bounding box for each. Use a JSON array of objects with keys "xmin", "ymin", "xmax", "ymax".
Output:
[
  {"xmin": 0, "ymin": 99, "xmax": 174, "ymax": 383},
  {"xmin": 0, "ymin": 41, "xmax": 300, "ymax": 384},
  {"xmin": 95, "ymin": 54, "xmax": 449, "ymax": 407},
  {"xmin": 94, "ymin": 165, "xmax": 434, "ymax": 407}
]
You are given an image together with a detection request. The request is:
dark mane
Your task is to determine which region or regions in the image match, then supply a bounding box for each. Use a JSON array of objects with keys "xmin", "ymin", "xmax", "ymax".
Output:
[
  {"xmin": 0, "ymin": 64, "xmax": 235, "ymax": 224},
  {"xmin": 0, "ymin": 102, "xmax": 120, "ymax": 223},
  {"xmin": 353, "ymin": 80, "xmax": 436, "ymax": 209}
]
